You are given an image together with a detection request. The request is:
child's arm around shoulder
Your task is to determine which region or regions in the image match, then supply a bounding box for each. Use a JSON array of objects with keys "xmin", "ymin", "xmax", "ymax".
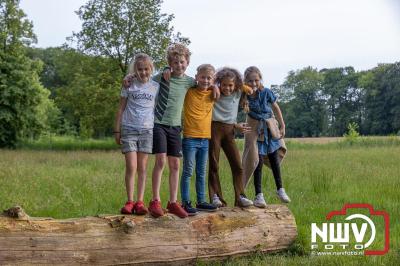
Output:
[
  {"xmin": 241, "ymin": 84, "xmax": 253, "ymax": 95},
  {"xmin": 210, "ymin": 84, "xmax": 220, "ymax": 100}
]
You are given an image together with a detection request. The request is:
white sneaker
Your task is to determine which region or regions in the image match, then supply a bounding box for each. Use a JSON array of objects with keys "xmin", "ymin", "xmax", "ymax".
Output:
[
  {"xmin": 277, "ymin": 188, "xmax": 291, "ymax": 203},
  {"xmin": 253, "ymin": 193, "xmax": 267, "ymax": 208},
  {"xmin": 212, "ymin": 194, "xmax": 223, "ymax": 208},
  {"xmin": 239, "ymin": 195, "xmax": 253, "ymax": 207}
]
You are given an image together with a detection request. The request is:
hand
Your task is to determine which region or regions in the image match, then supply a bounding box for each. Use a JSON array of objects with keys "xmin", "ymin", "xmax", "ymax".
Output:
[
  {"xmin": 212, "ymin": 85, "xmax": 220, "ymax": 100},
  {"xmin": 122, "ymin": 74, "xmax": 135, "ymax": 88},
  {"xmin": 246, "ymin": 90, "xmax": 254, "ymax": 96},
  {"xmin": 235, "ymin": 123, "xmax": 252, "ymax": 134},
  {"xmin": 280, "ymin": 126, "xmax": 286, "ymax": 139},
  {"xmin": 114, "ymin": 132, "xmax": 122, "ymax": 145},
  {"xmin": 243, "ymin": 85, "xmax": 254, "ymax": 95},
  {"xmin": 162, "ymin": 67, "xmax": 171, "ymax": 81}
]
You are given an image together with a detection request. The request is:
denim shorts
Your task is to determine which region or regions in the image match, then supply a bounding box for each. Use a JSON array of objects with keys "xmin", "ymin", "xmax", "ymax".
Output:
[{"xmin": 121, "ymin": 128, "xmax": 153, "ymax": 154}]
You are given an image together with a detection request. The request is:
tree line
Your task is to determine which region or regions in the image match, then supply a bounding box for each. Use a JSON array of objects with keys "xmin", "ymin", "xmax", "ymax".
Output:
[
  {"xmin": 274, "ymin": 63, "xmax": 400, "ymax": 137},
  {"xmin": 1, "ymin": 0, "xmax": 399, "ymax": 148}
]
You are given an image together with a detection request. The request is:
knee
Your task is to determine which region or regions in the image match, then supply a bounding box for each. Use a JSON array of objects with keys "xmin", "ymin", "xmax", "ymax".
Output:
[
  {"xmin": 125, "ymin": 165, "xmax": 137, "ymax": 176},
  {"xmin": 169, "ymin": 159, "xmax": 180, "ymax": 173},
  {"xmin": 155, "ymin": 156, "xmax": 166, "ymax": 169},
  {"xmin": 137, "ymin": 165, "xmax": 147, "ymax": 175}
]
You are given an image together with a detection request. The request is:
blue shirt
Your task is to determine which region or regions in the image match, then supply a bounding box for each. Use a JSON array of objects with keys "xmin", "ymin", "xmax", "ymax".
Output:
[
  {"xmin": 248, "ymin": 87, "xmax": 276, "ymax": 121},
  {"xmin": 248, "ymin": 88, "xmax": 281, "ymax": 155}
]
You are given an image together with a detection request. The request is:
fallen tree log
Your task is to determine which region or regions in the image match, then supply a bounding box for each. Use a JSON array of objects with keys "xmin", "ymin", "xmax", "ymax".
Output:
[{"xmin": 0, "ymin": 205, "xmax": 297, "ymax": 265}]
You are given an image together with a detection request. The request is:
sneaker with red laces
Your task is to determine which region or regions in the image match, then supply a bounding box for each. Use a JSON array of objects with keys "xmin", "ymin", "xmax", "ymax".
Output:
[
  {"xmin": 148, "ymin": 199, "xmax": 164, "ymax": 218},
  {"xmin": 134, "ymin": 201, "xmax": 148, "ymax": 215},
  {"xmin": 167, "ymin": 201, "xmax": 188, "ymax": 218},
  {"xmin": 121, "ymin": 201, "xmax": 135, "ymax": 214}
]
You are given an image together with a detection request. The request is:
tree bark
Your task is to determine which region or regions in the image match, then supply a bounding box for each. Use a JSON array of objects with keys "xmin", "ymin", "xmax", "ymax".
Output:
[{"xmin": 0, "ymin": 205, "xmax": 297, "ymax": 265}]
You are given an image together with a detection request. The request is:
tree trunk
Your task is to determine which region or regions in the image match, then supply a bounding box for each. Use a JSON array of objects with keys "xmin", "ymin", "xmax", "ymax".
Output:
[{"xmin": 0, "ymin": 205, "xmax": 297, "ymax": 265}]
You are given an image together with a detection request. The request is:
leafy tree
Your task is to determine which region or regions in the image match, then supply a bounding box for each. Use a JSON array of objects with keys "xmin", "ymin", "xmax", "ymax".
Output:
[
  {"xmin": 0, "ymin": 0, "xmax": 57, "ymax": 147},
  {"xmin": 28, "ymin": 47, "xmax": 122, "ymax": 137},
  {"xmin": 360, "ymin": 63, "xmax": 400, "ymax": 135},
  {"xmin": 282, "ymin": 67, "xmax": 326, "ymax": 137},
  {"xmin": 70, "ymin": 0, "xmax": 189, "ymax": 74},
  {"xmin": 321, "ymin": 67, "xmax": 363, "ymax": 136},
  {"xmin": 55, "ymin": 53, "xmax": 122, "ymax": 138}
]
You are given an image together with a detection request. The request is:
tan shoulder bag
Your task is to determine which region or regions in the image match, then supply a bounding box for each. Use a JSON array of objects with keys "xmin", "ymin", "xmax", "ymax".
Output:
[{"xmin": 266, "ymin": 117, "xmax": 281, "ymax": 140}]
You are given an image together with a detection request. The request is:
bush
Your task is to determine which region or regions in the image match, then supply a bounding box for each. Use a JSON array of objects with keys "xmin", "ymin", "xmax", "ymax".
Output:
[{"xmin": 343, "ymin": 122, "xmax": 360, "ymax": 144}]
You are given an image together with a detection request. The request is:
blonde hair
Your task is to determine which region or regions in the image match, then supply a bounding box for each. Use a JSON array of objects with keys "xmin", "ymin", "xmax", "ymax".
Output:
[
  {"xmin": 215, "ymin": 67, "xmax": 243, "ymax": 92},
  {"xmin": 167, "ymin": 43, "xmax": 191, "ymax": 64},
  {"xmin": 128, "ymin": 53, "xmax": 154, "ymax": 76},
  {"xmin": 241, "ymin": 66, "xmax": 265, "ymax": 113},
  {"xmin": 196, "ymin": 64, "xmax": 215, "ymax": 74},
  {"xmin": 244, "ymin": 66, "xmax": 264, "ymax": 89}
]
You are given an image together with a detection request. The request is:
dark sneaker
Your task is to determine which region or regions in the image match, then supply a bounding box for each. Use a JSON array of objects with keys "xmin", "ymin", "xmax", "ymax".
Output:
[
  {"xmin": 196, "ymin": 202, "xmax": 218, "ymax": 212},
  {"xmin": 148, "ymin": 199, "xmax": 164, "ymax": 218},
  {"xmin": 121, "ymin": 201, "xmax": 135, "ymax": 214},
  {"xmin": 134, "ymin": 201, "xmax": 148, "ymax": 215},
  {"xmin": 182, "ymin": 201, "xmax": 198, "ymax": 216},
  {"xmin": 167, "ymin": 201, "xmax": 188, "ymax": 218}
]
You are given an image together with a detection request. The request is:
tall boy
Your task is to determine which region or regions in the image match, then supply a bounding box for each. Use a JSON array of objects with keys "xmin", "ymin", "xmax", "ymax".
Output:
[
  {"xmin": 149, "ymin": 44, "xmax": 195, "ymax": 218},
  {"xmin": 180, "ymin": 64, "xmax": 218, "ymax": 215}
]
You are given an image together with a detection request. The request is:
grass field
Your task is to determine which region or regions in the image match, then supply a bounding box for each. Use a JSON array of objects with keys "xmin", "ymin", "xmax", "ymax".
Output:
[{"xmin": 1, "ymin": 137, "xmax": 400, "ymax": 265}]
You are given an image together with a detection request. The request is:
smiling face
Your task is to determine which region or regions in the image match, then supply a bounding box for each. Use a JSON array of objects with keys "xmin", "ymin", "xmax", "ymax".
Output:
[
  {"xmin": 220, "ymin": 77, "xmax": 235, "ymax": 96},
  {"xmin": 135, "ymin": 60, "xmax": 153, "ymax": 83},
  {"xmin": 169, "ymin": 55, "xmax": 189, "ymax": 77},
  {"xmin": 245, "ymin": 72, "xmax": 262, "ymax": 91},
  {"xmin": 195, "ymin": 70, "xmax": 214, "ymax": 90}
]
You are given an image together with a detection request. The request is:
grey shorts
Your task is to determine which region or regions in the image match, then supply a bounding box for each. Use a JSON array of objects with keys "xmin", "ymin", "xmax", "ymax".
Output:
[{"xmin": 121, "ymin": 128, "xmax": 153, "ymax": 154}]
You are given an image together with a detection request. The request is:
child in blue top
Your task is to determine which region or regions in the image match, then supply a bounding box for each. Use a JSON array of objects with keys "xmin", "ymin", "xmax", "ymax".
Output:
[{"xmin": 241, "ymin": 66, "xmax": 291, "ymax": 207}]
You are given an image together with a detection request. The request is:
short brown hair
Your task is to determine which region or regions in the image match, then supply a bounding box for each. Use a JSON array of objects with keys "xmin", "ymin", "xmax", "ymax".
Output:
[{"xmin": 167, "ymin": 43, "xmax": 191, "ymax": 64}]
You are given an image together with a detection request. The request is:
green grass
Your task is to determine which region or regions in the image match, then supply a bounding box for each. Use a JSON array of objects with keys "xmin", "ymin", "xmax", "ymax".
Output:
[
  {"xmin": 17, "ymin": 135, "xmax": 118, "ymax": 150},
  {"xmin": 17, "ymin": 134, "xmax": 400, "ymax": 151},
  {"xmin": 1, "ymin": 138, "xmax": 400, "ymax": 265}
]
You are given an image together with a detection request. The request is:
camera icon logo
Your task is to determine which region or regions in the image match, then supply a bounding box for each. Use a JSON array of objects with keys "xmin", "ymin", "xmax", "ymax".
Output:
[{"xmin": 311, "ymin": 203, "xmax": 390, "ymax": 256}]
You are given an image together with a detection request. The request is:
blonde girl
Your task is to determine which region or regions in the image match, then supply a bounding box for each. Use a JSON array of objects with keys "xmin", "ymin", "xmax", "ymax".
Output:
[
  {"xmin": 208, "ymin": 67, "xmax": 253, "ymax": 207},
  {"xmin": 241, "ymin": 66, "xmax": 290, "ymax": 207},
  {"xmin": 114, "ymin": 53, "xmax": 159, "ymax": 215}
]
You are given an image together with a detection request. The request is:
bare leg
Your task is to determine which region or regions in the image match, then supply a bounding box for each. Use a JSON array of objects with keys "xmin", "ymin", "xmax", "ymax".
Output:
[
  {"xmin": 152, "ymin": 153, "xmax": 166, "ymax": 200},
  {"xmin": 124, "ymin": 152, "xmax": 137, "ymax": 202},
  {"xmin": 136, "ymin": 152, "xmax": 149, "ymax": 202},
  {"xmin": 168, "ymin": 156, "xmax": 180, "ymax": 203}
]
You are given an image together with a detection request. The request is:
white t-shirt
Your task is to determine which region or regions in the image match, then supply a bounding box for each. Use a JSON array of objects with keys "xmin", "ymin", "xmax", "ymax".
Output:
[{"xmin": 121, "ymin": 80, "xmax": 159, "ymax": 130}]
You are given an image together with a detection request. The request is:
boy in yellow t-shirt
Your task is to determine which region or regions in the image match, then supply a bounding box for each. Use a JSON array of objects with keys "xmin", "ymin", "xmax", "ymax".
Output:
[{"xmin": 180, "ymin": 64, "xmax": 217, "ymax": 215}]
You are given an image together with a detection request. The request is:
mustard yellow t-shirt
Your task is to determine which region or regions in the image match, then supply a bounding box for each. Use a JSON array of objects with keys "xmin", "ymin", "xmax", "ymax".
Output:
[{"xmin": 183, "ymin": 88, "xmax": 215, "ymax": 138}]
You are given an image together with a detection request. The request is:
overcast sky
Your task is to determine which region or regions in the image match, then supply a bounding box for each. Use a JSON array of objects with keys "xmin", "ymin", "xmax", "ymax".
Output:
[{"xmin": 20, "ymin": 0, "xmax": 400, "ymax": 86}]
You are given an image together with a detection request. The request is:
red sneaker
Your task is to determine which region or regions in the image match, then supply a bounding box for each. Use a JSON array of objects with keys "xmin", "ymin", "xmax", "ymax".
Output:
[
  {"xmin": 134, "ymin": 201, "xmax": 148, "ymax": 215},
  {"xmin": 167, "ymin": 201, "xmax": 188, "ymax": 218},
  {"xmin": 149, "ymin": 199, "xmax": 164, "ymax": 218},
  {"xmin": 121, "ymin": 201, "xmax": 135, "ymax": 214}
]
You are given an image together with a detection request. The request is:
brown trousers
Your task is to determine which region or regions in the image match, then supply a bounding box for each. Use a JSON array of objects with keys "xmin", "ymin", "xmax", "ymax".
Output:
[{"xmin": 208, "ymin": 121, "xmax": 246, "ymax": 206}]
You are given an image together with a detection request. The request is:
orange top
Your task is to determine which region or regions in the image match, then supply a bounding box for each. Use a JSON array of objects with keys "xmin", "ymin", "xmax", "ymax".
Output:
[{"xmin": 182, "ymin": 87, "xmax": 215, "ymax": 138}]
